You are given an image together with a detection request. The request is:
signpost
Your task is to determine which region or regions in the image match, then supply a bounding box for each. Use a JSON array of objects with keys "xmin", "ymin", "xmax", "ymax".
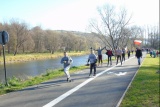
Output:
[{"xmin": 0, "ymin": 31, "xmax": 9, "ymax": 86}]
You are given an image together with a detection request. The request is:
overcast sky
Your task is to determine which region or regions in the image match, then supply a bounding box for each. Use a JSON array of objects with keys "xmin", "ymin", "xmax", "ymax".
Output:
[{"xmin": 0, "ymin": 0, "xmax": 159, "ymax": 32}]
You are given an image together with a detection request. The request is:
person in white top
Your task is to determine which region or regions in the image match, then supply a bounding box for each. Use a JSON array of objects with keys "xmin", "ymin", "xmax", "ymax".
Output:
[{"xmin": 115, "ymin": 47, "xmax": 122, "ymax": 65}]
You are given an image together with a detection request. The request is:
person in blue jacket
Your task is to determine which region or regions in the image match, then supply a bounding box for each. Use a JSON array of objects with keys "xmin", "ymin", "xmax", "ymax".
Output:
[
  {"xmin": 61, "ymin": 51, "xmax": 73, "ymax": 82},
  {"xmin": 87, "ymin": 49, "xmax": 97, "ymax": 77}
]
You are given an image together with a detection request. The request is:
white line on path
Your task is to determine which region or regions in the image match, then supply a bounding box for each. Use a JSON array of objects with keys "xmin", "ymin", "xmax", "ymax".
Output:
[{"xmin": 43, "ymin": 56, "xmax": 135, "ymax": 107}]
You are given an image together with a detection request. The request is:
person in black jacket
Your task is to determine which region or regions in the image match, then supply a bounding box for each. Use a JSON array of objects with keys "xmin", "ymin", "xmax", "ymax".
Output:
[{"xmin": 135, "ymin": 48, "xmax": 142, "ymax": 65}]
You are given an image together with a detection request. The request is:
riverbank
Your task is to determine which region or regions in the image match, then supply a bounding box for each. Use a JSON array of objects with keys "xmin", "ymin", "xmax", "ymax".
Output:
[{"xmin": 0, "ymin": 51, "xmax": 89, "ymax": 64}]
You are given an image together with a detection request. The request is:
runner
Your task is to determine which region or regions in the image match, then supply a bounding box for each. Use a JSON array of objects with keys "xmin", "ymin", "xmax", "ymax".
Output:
[
  {"xmin": 87, "ymin": 49, "xmax": 97, "ymax": 77},
  {"xmin": 61, "ymin": 51, "xmax": 73, "ymax": 82}
]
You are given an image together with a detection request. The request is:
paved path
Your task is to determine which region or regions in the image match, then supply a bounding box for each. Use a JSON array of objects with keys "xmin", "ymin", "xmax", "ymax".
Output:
[{"xmin": 0, "ymin": 53, "xmax": 146, "ymax": 107}]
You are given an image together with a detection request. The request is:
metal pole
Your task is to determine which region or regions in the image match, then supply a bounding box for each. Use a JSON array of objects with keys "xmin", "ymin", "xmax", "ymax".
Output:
[{"xmin": 2, "ymin": 45, "xmax": 8, "ymax": 86}]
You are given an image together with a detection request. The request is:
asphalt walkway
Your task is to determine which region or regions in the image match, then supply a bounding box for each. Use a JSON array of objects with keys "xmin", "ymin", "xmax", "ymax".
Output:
[{"xmin": 0, "ymin": 53, "xmax": 146, "ymax": 107}]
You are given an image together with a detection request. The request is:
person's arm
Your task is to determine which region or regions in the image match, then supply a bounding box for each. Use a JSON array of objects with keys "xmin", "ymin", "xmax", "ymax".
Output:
[
  {"xmin": 93, "ymin": 49, "xmax": 98, "ymax": 51},
  {"xmin": 87, "ymin": 55, "xmax": 90, "ymax": 63},
  {"xmin": 69, "ymin": 57, "xmax": 73, "ymax": 63},
  {"xmin": 94, "ymin": 55, "xmax": 97, "ymax": 63},
  {"xmin": 101, "ymin": 46, "xmax": 106, "ymax": 50},
  {"xmin": 141, "ymin": 51, "xmax": 142, "ymax": 57}
]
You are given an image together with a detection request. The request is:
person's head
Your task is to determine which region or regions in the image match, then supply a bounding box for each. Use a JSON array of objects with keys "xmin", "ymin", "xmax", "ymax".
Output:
[
  {"xmin": 99, "ymin": 47, "xmax": 101, "ymax": 49},
  {"xmin": 137, "ymin": 47, "xmax": 140, "ymax": 50},
  {"xmin": 90, "ymin": 49, "xmax": 94, "ymax": 54},
  {"xmin": 64, "ymin": 51, "xmax": 68, "ymax": 56}
]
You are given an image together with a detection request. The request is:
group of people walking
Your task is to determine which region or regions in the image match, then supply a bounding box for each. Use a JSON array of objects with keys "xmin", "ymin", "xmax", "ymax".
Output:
[{"xmin": 60, "ymin": 46, "xmax": 142, "ymax": 82}]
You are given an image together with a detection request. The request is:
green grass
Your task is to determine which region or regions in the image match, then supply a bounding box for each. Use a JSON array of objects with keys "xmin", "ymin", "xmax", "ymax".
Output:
[
  {"xmin": 120, "ymin": 54, "xmax": 159, "ymax": 107},
  {"xmin": 0, "ymin": 65, "xmax": 89, "ymax": 95}
]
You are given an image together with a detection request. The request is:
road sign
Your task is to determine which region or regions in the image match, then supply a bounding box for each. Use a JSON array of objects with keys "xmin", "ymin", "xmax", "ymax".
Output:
[{"xmin": 0, "ymin": 31, "xmax": 9, "ymax": 45}]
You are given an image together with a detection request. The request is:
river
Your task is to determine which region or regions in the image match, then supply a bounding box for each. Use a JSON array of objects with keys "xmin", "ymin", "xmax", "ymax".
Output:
[{"xmin": 0, "ymin": 54, "xmax": 107, "ymax": 82}]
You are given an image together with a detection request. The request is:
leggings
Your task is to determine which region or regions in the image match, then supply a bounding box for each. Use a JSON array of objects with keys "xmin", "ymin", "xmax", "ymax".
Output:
[
  {"xmin": 122, "ymin": 54, "xmax": 125, "ymax": 62},
  {"xmin": 107, "ymin": 55, "xmax": 112, "ymax": 65},
  {"xmin": 64, "ymin": 66, "xmax": 71, "ymax": 78},
  {"xmin": 98, "ymin": 55, "xmax": 103, "ymax": 64}
]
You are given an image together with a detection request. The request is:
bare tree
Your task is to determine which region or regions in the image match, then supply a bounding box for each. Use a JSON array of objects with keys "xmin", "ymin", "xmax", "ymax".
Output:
[
  {"xmin": 89, "ymin": 4, "xmax": 132, "ymax": 50},
  {"xmin": 45, "ymin": 30, "xmax": 61, "ymax": 54},
  {"xmin": 147, "ymin": 25, "xmax": 159, "ymax": 49},
  {"xmin": 30, "ymin": 26, "xmax": 45, "ymax": 53},
  {"xmin": 10, "ymin": 19, "xmax": 30, "ymax": 56}
]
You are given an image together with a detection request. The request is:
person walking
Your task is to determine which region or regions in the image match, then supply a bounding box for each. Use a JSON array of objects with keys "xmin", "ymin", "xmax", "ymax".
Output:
[
  {"xmin": 61, "ymin": 51, "xmax": 73, "ymax": 82},
  {"xmin": 150, "ymin": 50, "xmax": 153, "ymax": 57},
  {"xmin": 131, "ymin": 50, "xmax": 134, "ymax": 54},
  {"xmin": 156, "ymin": 51, "xmax": 159, "ymax": 57},
  {"xmin": 135, "ymin": 47, "xmax": 142, "ymax": 65},
  {"xmin": 94, "ymin": 46, "xmax": 105, "ymax": 66},
  {"xmin": 106, "ymin": 47, "xmax": 113, "ymax": 66},
  {"xmin": 152, "ymin": 50, "xmax": 156, "ymax": 58},
  {"xmin": 127, "ymin": 49, "xmax": 131, "ymax": 59},
  {"xmin": 122, "ymin": 48, "xmax": 126, "ymax": 62},
  {"xmin": 115, "ymin": 47, "xmax": 122, "ymax": 65},
  {"xmin": 87, "ymin": 49, "xmax": 97, "ymax": 77}
]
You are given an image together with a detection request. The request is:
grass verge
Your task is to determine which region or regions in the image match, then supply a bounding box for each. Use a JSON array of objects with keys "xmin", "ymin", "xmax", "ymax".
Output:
[
  {"xmin": 0, "ymin": 65, "xmax": 89, "ymax": 95},
  {"xmin": 120, "ymin": 54, "xmax": 159, "ymax": 107}
]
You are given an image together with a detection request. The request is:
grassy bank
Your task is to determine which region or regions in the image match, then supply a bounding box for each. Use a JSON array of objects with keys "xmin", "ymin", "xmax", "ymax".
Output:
[
  {"xmin": 0, "ymin": 51, "xmax": 89, "ymax": 64},
  {"xmin": 0, "ymin": 65, "xmax": 89, "ymax": 95},
  {"xmin": 120, "ymin": 54, "xmax": 159, "ymax": 107}
]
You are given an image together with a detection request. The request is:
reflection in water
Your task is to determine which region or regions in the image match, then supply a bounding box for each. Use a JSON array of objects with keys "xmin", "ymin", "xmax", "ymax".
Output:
[{"xmin": 0, "ymin": 54, "xmax": 107, "ymax": 82}]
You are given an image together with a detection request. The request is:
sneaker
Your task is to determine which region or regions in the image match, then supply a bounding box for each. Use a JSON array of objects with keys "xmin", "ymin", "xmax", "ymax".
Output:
[
  {"xmin": 67, "ymin": 78, "xmax": 71, "ymax": 82},
  {"xmin": 93, "ymin": 74, "xmax": 96, "ymax": 76},
  {"xmin": 68, "ymin": 79, "xmax": 72, "ymax": 82},
  {"xmin": 67, "ymin": 78, "xmax": 69, "ymax": 82}
]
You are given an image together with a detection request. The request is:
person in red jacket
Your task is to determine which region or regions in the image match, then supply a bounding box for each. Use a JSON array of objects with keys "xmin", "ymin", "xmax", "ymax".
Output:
[{"xmin": 106, "ymin": 48, "xmax": 113, "ymax": 66}]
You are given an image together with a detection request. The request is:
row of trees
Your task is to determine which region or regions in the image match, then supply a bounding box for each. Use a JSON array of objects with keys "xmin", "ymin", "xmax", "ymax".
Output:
[
  {"xmin": 0, "ymin": 5, "xmax": 159, "ymax": 56},
  {"xmin": 0, "ymin": 20, "xmax": 104, "ymax": 56}
]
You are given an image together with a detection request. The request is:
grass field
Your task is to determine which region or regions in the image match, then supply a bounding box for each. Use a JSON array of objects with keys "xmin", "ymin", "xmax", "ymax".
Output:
[{"xmin": 120, "ymin": 54, "xmax": 159, "ymax": 107}]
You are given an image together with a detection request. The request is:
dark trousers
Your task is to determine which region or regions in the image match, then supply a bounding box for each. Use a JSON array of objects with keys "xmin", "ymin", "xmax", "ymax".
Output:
[
  {"xmin": 89, "ymin": 63, "xmax": 96, "ymax": 75},
  {"xmin": 98, "ymin": 55, "xmax": 103, "ymax": 64},
  {"xmin": 116, "ymin": 55, "xmax": 122, "ymax": 65},
  {"xmin": 122, "ymin": 54, "xmax": 125, "ymax": 62},
  {"xmin": 128, "ymin": 53, "xmax": 130, "ymax": 59},
  {"xmin": 107, "ymin": 55, "xmax": 112, "ymax": 65}
]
